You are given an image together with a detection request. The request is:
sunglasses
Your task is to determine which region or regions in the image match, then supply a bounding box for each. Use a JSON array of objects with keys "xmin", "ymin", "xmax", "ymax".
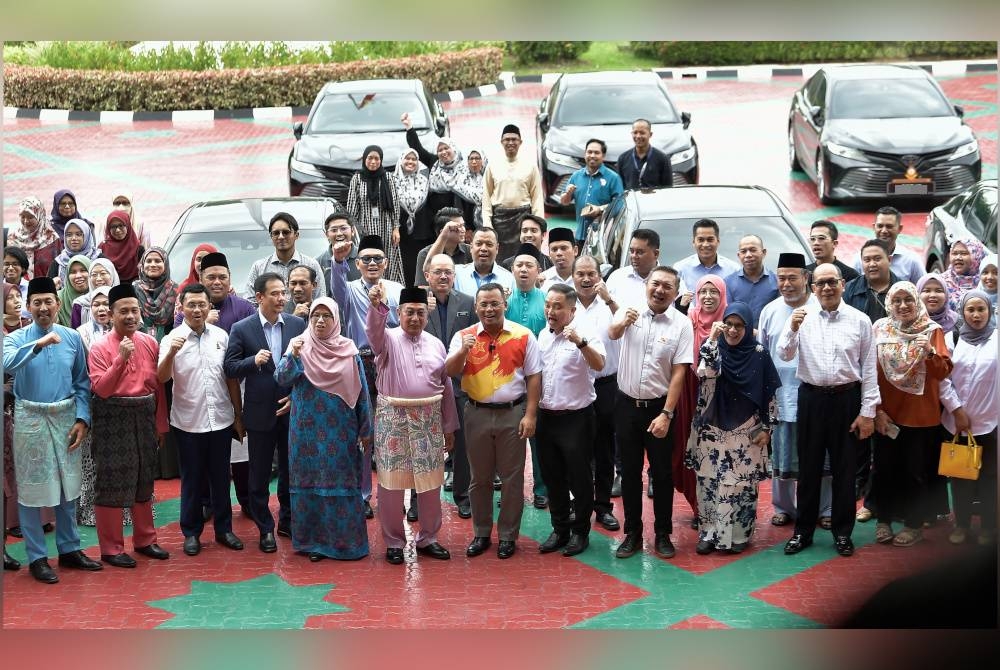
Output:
[{"xmin": 359, "ymin": 255, "xmax": 386, "ymax": 265}]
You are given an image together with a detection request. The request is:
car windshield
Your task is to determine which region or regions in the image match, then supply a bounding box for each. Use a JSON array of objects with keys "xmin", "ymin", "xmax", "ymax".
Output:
[
  {"xmin": 827, "ymin": 78, "xmax": 954, "ymax": 120},
  {"xmin": 554, "ymin": 85, "xmax": 679, "ymax": 126},
  {"xmin": 307, "ymin": 92, "xmax": 429, "ymax": 133},
  {"xmin": 644, "ymin": 217, "xmax": 810, "ymax": 268}
]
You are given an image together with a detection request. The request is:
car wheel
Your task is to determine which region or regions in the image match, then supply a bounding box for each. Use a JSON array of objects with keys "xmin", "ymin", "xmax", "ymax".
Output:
[
  {"xmin": 816, "ymin": 151, "xmax": 833, "ymax": 205},
  {"xmin": 788, "ymin": 125, "xmax": 802, "ymax": 171}
]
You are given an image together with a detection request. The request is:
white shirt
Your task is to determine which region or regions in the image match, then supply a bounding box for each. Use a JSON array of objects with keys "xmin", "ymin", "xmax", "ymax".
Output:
[
  {"xmin": 939, "ymin": 329, "xmax": 998, "ymax": 435},
  {"xmin": 575, "ymin": 296, "xmax": 619, "ymax": 378},
  {"xmin": 159, "ymin": 322, "xmax": 235, "ymax": 432},
  {"xmin": 614, "ymin": 304, "xmax": 694, "ymax": 399},
  {"xmin": 605, "ymin": 265, "xmax": 649, "ymax": 309},
  {"xmin": 776, "ymin": 300, "xmax": 880, "ymax": 417},
  {"xmin": 539, "ymin": 267, "xmax": 573, "ymax": 293},
  {"xmin": 538, "ymin": 317, "xmax": 606, "ymax": 411}
]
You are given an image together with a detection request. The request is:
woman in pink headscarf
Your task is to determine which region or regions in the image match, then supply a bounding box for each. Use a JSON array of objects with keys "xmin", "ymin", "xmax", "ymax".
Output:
[{"xmin": 274, "ymin": 297, "xmax": 373, "ymax": 562}]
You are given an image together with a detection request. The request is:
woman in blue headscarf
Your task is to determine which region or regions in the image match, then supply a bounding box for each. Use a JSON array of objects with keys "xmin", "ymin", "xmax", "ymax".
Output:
[
  {"xmin": 686, "ymin": 301, "xmax": 781, "ymax": 555},
  {"xmin": 49, "ymin": 189, "xmax": 96, "ymax": 239}
]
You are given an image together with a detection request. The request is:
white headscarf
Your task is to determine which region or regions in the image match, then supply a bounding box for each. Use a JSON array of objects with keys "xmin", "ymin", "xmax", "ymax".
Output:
[
  {"xmin": 392, "ymin": 148, "xmax": 429, "ymax": 232},
  {"xmin": 428, "ymin": 137, "xmax": 468, "ymax": 193}
]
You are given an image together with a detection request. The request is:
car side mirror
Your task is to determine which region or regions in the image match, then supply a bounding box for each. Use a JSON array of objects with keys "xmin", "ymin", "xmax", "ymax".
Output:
[
  {"xmin": 538, "ymin": 112, "xmax": 549, "ymax": 134},
  {"xmin": 293, "ymin": 121, "xmax": 303, "ymax": 140},
  {"xmin": 954, "ymin": 104, "xmax": 965, "ymax": 118},
  {"xmin": 681, "ymin": 111, "xmax": 691, "ymax": 130},
  {"xmin": 599, "ymin": 263, "xmax": 613, "ymax": 280},
  {"xmin": 435, "ymin": 117, "xmax": 446, "ymax": 136}
]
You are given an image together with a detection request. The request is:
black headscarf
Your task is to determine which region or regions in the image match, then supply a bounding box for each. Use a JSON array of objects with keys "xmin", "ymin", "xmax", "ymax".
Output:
[
  {"xmin": 701, "ymin": 301, "xmax": 782, "ymax": 431},
  {"xmin": 360, "ymin": 145, "xmax": 394, "ymax": 212}
]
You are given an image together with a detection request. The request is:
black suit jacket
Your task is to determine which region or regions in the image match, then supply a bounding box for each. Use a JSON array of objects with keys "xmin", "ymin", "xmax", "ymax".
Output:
[
  {"xmin": 223, "ymin": 312, "xmax": 307, "ymax": 432},
  {"xmin": 425, "ymin": 290, "xmax": 476, "ymax": 396},
  {"xmin": 616, "ymin": 146, "xmax": 674, "ymax": 190}
]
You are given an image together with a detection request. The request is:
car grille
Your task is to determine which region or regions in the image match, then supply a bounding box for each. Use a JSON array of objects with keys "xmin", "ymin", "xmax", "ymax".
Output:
[
  {"xmin": 837, "ymin": 165, "xmax": 977, "ymax": 195},
  {"xmin": 300, "ymin": 182, "xmax": 348, "ymax": 202},
  {"xmin": 673, "ymin": 172, "xmax": 691, "ymax": 185}
]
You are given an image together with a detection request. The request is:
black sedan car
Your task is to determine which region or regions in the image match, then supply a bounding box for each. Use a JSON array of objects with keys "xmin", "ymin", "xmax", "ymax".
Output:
[
  {"xmin": 288, "ymin": 79, "xmax": 449, "ymax": 202},
  {"xmin": 536, "ymin": 71, "xmax": 698, "ymax": 211},
  {"xmin": 922, "ymin": 179, "xmax": 997, "ymax": 273},
  {"xmin": 584, "ymin": 185, "xmax": 812, "ymax": 276},
  {"xmin": 788, "ymin": 64, "xmax": 981, "ymax": 204},
  {"xmin": 163, "ymin": 197, "xmax": 344, "ymax": 293}
]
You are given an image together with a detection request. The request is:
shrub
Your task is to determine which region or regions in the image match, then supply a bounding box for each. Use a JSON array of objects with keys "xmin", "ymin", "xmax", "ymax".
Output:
[
  {"xmin": 506, "ymin": 41, "xmax": 591, "ymax": 63},
  {"xmin": 3, "ymin": 48, "xmax": 505, "ymax": 111}
]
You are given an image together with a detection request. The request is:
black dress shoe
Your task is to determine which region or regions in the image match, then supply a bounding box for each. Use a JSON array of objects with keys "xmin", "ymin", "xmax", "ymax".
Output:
[
  {"xmin": 416, "ymin": 542, "xmax": 451, "ymax": 560},
  {"xmin": 834, "ymin": 536, "xmax": 855, "ymax": 557},
  {"xmin": 102, "ymin": 552, "xmax": 137, "ymax": 568},
  {"xmin": 728, "ymin": 542, "xmax": 749, "ymax": 554},
  {"xmin": 184, "ymin": 536, "xmax": 202, "ymax": 556},
  {"xmin": 784, "ymin": 534, "xmax": 813, "ymax": 555},
  {"xmin": 492, "ymin": 474, "xmax": 503, "ymax": 490},
  {"xmin": 385, "ymin": 547, "xmax": 405, "ymax": 564},
  {"xmin": 443, "ymin": 471, "xmax": 454, "ymax": 491},
  {"xmin": 695, "ymin": 539, "xmax": 716, "ymax": 555},
  {"xmin": 135, "ymin": 543, "xmax": 170, "ymax": 560},
  {"xmin": 4, "ymin": 549, "xmax": 20, "ymax": 571},
  {"xmin": 363, "ymin": 500, "xmax": 374, "ymax": 519},
  {"xmin": 29, "ymin": 557, "xmax": 58, "ymax": 583},
  {"xmin": 538, "ymin": 531, "xmax": 570, "ymax": 553},
  {"xmin": 406, "ymin": 506, "xmax": 419, "ymax": 522},
  {"xmin": 456, "ymin": 502, "xmax": 472, "ymax": 519},
  {"xmin": 497, "ymin": 540, "xmax": 516, "ymax": 559},
  {"xmin": 57, "ymin": 550, "xmax": 103, "ymax": 570},
  {"xmin": 216, "ymin": 532, "xmax": 244, "ymax": 550},
  {"xmin": 309, "ymin": 552, "xmax": 325, "ymax": 562},
  {"xmin": 596, "ymin": 511, "xmax": 620, "ymax": 531},
  {"xmin": 8, "ymin": 526, "xmax": 23, "ymax": 538},
  {"xmin": 532, "ymin": 495, "xmax": 548, "ymax": 509},
  {"xmin": 616, "ymin": 533, "xmax": 642, "ymax": 558},
  {"xmin": 466, "ymin": 536, "xmax": 492, "ymax": 557},
  {"xmin": 259, "ymin": 532, "xmax": 277, "ymax": 553},
  {"xmin": 562, "ymin": 534, "xmax": 589, "ymax": 557},
  {"xmin": 276, "ymin": 524, "xmax": 291, "ymax": 538},
  {"xmin": 610, "ymin": 474, "xmax": 622, "ymax": 498},
  {"xmin": 647, "ymin": 479, "xmax": 654, "ymax": 498},
  {"xmin": 654, "ymin": 534, "xmax": 675, "ymax": 558}
]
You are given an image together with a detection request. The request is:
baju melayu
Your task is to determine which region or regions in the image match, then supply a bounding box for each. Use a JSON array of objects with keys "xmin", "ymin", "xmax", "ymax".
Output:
[
  {"xmin": 482, "ymin": 155, "xmax": 546, "ymax": 261},
  {"xmin": 3, "ymin": 323, "xmax": 91, "ymax": 564},
  {"xmin": 88, "ymin": 329, "xmax": 168, "ymax": 556},
  {"xmin": 366, "ymin": 303, "xmax": 458, "ymax": 551}
]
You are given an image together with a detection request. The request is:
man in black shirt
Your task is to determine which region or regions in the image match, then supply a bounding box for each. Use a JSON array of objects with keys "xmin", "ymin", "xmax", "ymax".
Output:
[{"xmin": 615, "ymin": 119, "xmax": 673, "ymax": 190}]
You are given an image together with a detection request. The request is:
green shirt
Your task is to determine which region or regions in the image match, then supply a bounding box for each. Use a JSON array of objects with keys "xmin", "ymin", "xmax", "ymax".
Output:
[{"xmin": 505, "ymin": 288, "xmax": 546, "ymax": 336}]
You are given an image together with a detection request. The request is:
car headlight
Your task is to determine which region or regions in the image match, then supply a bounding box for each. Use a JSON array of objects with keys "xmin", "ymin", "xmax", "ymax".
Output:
[
  {"xmin": 544, "ymin": 149, "xmax": 581, "ymax": 169},
  {"xmin": 946, "ymin": 140, "xmax": 979, "ymax": 161},
  {"xmin": 825, "ymin": 141, "xmax": 867, "ymax": 161},
  {"xmin": 289, "ymin": 155, "xmax": 325, "ymax": 178},
  {"xmin": 670, "ymin": 146, "xmax": 697, "ymax": 165}
]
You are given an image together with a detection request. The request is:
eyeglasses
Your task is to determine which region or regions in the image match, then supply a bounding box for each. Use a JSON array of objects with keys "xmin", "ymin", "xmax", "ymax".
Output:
[
  {"xmin": 113, "ymin": 199, "xmax": 130, "ymax": 206},
  {"xmin": 808, "ymin": 235, "xmax": 831, "ymax": 242},
  {"xmin": 270, "ymin": 230, "xmax": 294, "ymax": 238},
  {"xmin": 310, "ymin": 313, "xmax": 333, "ymax": 322},
  {"xmin": 723, "ymin": 322, "xmax": 745, "ymax": 330},
  {"xmin": 813, "ymin": 279, "xmax": 841, "ymax": 288},
  {"xmin": 429, "ymin": 269, "xmax": 454, "ymax": 277},
  {"xmin": 3, "ymin": 261, "xmax": 22, "ymax": 268},
  {"xmin": 58, "ymin": 202, "xmax": 75, "ymax": 209},
  {"xmin": 359, "ymin": 255, "xmax": 385, "ymax": 265},
  {"xmin": 108, "ymin": 224, "xmax": 127, "ymax": 231},
  {"xmin": 478, "ymin": 301, "xmax": 503, "ymax": 310}
]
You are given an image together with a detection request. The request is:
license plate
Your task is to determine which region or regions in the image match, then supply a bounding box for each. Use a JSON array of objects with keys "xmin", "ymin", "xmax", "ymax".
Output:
[{"xmin": 888, "ymin": 178, "xmax": 933, "ymax": 195}]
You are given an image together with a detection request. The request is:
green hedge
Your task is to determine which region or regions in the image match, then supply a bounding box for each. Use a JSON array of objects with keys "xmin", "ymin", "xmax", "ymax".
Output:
[
  {"xmin": 628, "ymin": 41, "xmax": 997, "ymax": 66},
  {"xmin": 3, "ymin": 47, "xmax": 504, "ymax": 112},
  {"xmin": 506, "ymin": 41, "xmax": 591, "ymax": 63}
]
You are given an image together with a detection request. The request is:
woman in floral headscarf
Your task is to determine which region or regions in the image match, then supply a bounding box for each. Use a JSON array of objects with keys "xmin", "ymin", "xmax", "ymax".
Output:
[
  {"xmin": 392, "ymin": 147, "xmax": 432, "ymax": 286},
  {"xmin": 870, "ymin": 281, "xmax": 952, "ymax": 548},
  {"xmin": 401, "ymin": 112, "xmax": 467, "ymax": 219},
  {"xmin": 6, "ymin": 196, "xmax": 61, "ymax": 279},
  {"xmin": 454, "ymin": 146, "xmax": 487, "ymax": 228},
  {"xmin": 133, "ymin": 246, "xmax": 178, "ymax": 340},
  {"xmin": 941, "ymin": 237, "xmax": 986, "ymax": 312},
  {"xmin": 99, "ymin": 210, "xmax": 143, "ymax": 282}
]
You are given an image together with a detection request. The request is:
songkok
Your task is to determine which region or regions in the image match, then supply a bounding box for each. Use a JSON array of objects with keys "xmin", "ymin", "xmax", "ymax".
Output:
[
  {"xmin": 547, "ymin": 227, "xmax": 576, "ymax": 246},
  {"xmin": 513, "ymin": 243, "xmax": 543, "ymax": 265},
  {"xmin": 501, "ymin": 124, "xmax": 521, "ymax": 138},
  {"xmin": 777, "ymin": 253, "xmax": 807, "ymax": 269},
  {"xmin": 399, "ymin": 287, "xmax": 428, "ymax": 305},
  {"xmin": 358, "ymin": 235, "xmax": 384, "ymax": 253},
  {"xmin": 199, "ymin": 252, "xmax": 229, "ymax": 271},
  {"xmin": 108, "ymin": 283, "xmax": 138, "ymax": 307},
  {"xmin": 26, "ymin": 276, "xmax": 58, "ymax": 299}
]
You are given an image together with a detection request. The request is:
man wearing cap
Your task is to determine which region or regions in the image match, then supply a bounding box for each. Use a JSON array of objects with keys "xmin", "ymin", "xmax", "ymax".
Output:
[
  {"xmin": 158, "ymin": 283, "xmax": 246, "ymax": 557},
  {"xmin": 559, "ymin": 138, "xmax": 624, "ymax": 244},
  {"xmin": 499, "ymin": 214, "xmax": 553, "ymax": 272},
  {"xmin": 365, "ymin": 285, "xmax": 459, "ymax": 564},
  {"xmin": 453, "ymin": 227, "xmax": 515, "ymax": 297},
  {"xmin": 536, "ymin": 284, "xmax": 606, "ymax": 557},
  {"xmin": 757, "ymin": 253, "xmax": 833, "ymax": 530},
  {"xmin": 88, "ymin": 284, "xmax": 171, "ymax": 567},
  {"xmin": 225, "ymin": 273, "xmax": 307, "ymax": 552},
  {"xmin": 415, "ymin": 208, "xmax": 473, "ymax": 286},
  {"xmin": 446, "ymin": 282, "xmax": 542, "ymax": 560},
  {"xmin": 724, "ymin": 235, "xmax": 779, "ymax": 330},
  {"xmin": 244, "ymin": 212, "xmax": 327, "ymax": 303},
  {"xmin": 539, "ymin": 227, "xmax": 579, "ymax": 292},
  {"xmin": 331, "ymin": 234, "xmax": 403, "ymax": 518},
  {"xmin": 3, "ymin": 276, "xmax": 103, "ymax": 583},
  {"xmin": 482, "ymin": 124, "xmax": 545, "ymax": 261}
]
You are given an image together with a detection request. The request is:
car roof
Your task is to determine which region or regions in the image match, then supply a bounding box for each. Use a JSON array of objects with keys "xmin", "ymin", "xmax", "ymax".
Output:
[
  {"xmin": 175, "ymin": 198, "xmax": 337, "ymax": 234},
  {"xmin": 629, "ymin": 186, "xmax": 783, "ymax": 219},
  {"xmin": 559, "ymin": 71, "xmax": 663, "ymax": 86},
  {"xmin": 320, "ymin": 79, "xmax": 421, "ymax": 94},
  {"xmin": 821, "ymin": 64, "xmax": 932, "ymax": 81}
]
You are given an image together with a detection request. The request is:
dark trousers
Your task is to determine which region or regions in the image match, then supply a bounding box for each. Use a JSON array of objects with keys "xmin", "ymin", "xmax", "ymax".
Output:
[
  {"xmin": 796, "ymin": 383, "xmax": 861, "ymax": 539},
  {"xmin": 200, "ymin": 457, "xmax": 250, "ymax": 511},
  {"xmin": 450, "ymin": 391, "xmax": 471, "ymax": 507},
  {"xmin": 537, "ymin": 406, "xmax": 595, "ymax": 537},
  {"xmin": 247, "ymin": 418, "xmax": 290, "ymax": 534},
  {"xmin": 175, "ymin": 425, "xmax": 234, "ymax": 538},
  {"xmin": 873, "ymin": 425, "xmax": 939, "ymax": 528},
  {"xmin": 592, "ymin": 377, "xmax": 617, "ymax": 515},
  {"xmin": 949, "ymin": 428, "xmax": 997, "ymax": 530},
  {"xmin": 400, "ymin": 235, "xmax": 432, "ymax": 290},
  {"xmin": 615, "ymin": 391, "xmax": 674, "ymax": 536}
]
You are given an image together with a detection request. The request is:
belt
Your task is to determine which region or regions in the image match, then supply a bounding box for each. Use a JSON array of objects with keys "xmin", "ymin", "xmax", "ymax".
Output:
[
  {"xmin": 539, "ymin": 406, "xmax": 588, "ymax": 416},
  {"xmin": 467, "ymin": 395, "xmax": 526, "ymax": 410},
  {"xmin": 617, "ymin": 391, "xmax": 666, "ymax": 408},
  {"xmin": 802, "ymin": 381, "xmax": 860, "ymax": 395},
  {"xmin": 594, "ymin": 373, "xmax": 618, "ymax": 387}
]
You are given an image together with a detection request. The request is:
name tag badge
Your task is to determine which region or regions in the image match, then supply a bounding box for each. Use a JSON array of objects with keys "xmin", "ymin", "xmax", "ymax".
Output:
[
  {"xmin": 457, "ymin": 311, "xmax": 469, "ymax": 318},
  {"xmin": 599, "ymin": 178, "xmax": 607, "ymax": 187}
]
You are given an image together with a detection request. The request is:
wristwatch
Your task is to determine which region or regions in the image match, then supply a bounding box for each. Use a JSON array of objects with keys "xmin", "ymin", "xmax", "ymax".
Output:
[
  {"xmin": 661, "ymin": 408, "xmax": 675, "ymax": 419},
  {"xmin": 577, "ymin": 338, "xmax": 589, "ymax": 350}
]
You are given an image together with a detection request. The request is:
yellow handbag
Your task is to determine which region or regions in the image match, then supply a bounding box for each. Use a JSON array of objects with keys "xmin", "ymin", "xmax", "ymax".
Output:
[{"xmin": 938, "ymin": 433, "xmax": 982, "ymax": 480}]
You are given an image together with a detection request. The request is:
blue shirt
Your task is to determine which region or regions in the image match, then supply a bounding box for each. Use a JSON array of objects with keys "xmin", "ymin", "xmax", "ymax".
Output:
[
  {"xmin": 331, "ymin": 260, "xmax": 401, "ymax": 349},
  {"xmin": 505, "ymin": 288, "xmax": 547, "ymax": 336},
  {"xmin": 258, "ymin": 311, "xmax": 285, "ymax": 362},
  {"xmin": 724, "ymin": 267, "xmax": 779, "ymax": 329},
  {"xmin": 3, "ymin": 322, "xmax": 92, "ymax": 425},
  {"xmin": 674, "ymin": 253, "xmax": 741, "ymax": 296},
  {"xmin": 453, "ymin": 262, "xmax": 514, "ymax": 297},
  {"xmin": 567, "ymin": 165, "xmax": 624, "ymax": 240}
]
